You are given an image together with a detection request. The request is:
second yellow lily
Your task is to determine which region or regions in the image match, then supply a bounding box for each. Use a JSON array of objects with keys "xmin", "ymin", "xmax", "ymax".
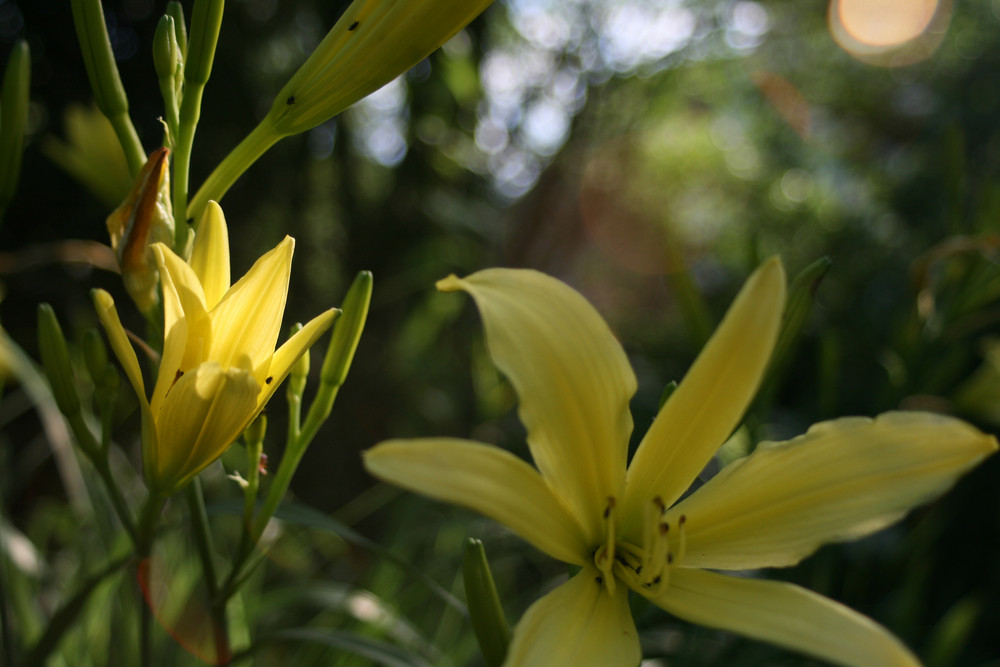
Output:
[{"xmin": 365, "ymin": 258, "xmax": 997, "ymax": 667}]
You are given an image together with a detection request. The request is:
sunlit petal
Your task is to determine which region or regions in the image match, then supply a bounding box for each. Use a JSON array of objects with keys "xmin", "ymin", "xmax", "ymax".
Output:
[
  {"xmin": 439, "ymin": 269, "xmax": 636, "ymax": 544},
  {"xmin": 649, "ymin": 568, "xmax": 919, "ymax": 667},
  {"xmin": 256, "ymin": 308, "xmax": 338, "ymax": 410},
  {"xmin": 364, "ymin": 439, "xmax": 591, "ymax": 565},
  {"xmin": 668, "ymin": 411, "xmax": 998, "ymax": 570},
  {"xmin": 154, "ymin": 362, "xmax": 259, "ymax": 492},
  {"xmin": 504, "ymin": 565, "xmax": 640, "ymax": 667},
  {"xmin": 188, "ymin": 201, "xmax": 231, "ymax": 310},
  {"xmin": 622, "ymin": 258, "xmax": 785, "ymax": 539},
  {"xmin": 91, "ymin": 289, "xmax": 147, "ymax": 405},
  {"xmin": 207, "ymin": 236, "xmax": 294, "ymax": 378}
]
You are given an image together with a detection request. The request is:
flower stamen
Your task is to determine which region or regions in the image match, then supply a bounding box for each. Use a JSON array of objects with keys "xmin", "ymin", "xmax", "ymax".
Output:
[{"xmin": 594, "ymin": 496, "xmax": 617, "ymax": 594}]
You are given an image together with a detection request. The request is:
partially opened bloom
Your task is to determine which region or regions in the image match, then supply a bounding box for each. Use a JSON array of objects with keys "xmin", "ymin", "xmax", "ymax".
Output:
[
  {"xmin": 364, "ymin": 259, "xmax": 997, "ymax": 667},
  {"xmin": 95, "ymin": 201, "xmax": 337, "ymax": 494}
]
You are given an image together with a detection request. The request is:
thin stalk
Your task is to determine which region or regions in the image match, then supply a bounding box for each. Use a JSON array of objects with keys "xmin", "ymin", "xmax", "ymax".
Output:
[
  {"xmin": 66, "ymin": 412, "xmax": 138, "ymax": 544},
  {"xmin": 109, "ymin": 112, "xmax": 147, "ymax": 175},
  {"xmin": 135, "ymin": 493, "xmax": 166, "ymax": 666},
  {"xmin": 187, "ymin": 122, "xmax": 279, "ymax": 222},
  {"xmin": 185, "ymin": 479, "xmax": 219, "ymax": 596}
]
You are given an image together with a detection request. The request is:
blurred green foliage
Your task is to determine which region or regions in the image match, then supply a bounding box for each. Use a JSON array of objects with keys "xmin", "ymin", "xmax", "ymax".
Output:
[{"xmin": 2, "ymin": 0, "xmax": 1000, "ymax": 664}]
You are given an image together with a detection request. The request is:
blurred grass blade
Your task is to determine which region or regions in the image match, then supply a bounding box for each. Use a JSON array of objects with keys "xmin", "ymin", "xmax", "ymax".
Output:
[
  {"xmin": 924, "ymin": 595, "xmax": 981, "ymax": 667},
  {"xmin": 22, "ymin": 553, "xmax": 132, "ymax": 666},
  {"xmin": 70, "ymin": 0, "xmax": 146, "ymax": 174},
  {"xmin": 462, "ymin": 538, "xmax": 509, "ymax": 667},
  {"xmin": 0, "ymin": 39, "xmax": 30, "ymax": 224}
]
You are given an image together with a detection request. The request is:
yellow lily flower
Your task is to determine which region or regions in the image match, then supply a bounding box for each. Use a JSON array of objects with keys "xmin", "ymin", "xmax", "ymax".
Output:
[
  {"xmin": 364, "ymin": 258, "xmax": 997, "ymax": 667},
  {"xmin": 94, "ymin": 201, "xmax": 338, "ymax": 494}
]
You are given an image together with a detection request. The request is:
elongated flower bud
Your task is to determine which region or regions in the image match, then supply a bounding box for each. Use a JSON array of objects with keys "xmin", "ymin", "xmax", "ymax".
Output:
[
  {"xmin": 319, "ymin": 270, "xmax": 372, "ymax": 388},
  {"xmin": 0, "ymin": 40, "xmax": 30, "ymax": 221},
  {"xmin": 70, "ymin": 0, "xmax": 145, "ymax": 173},
  {"xmin": 463, "ymin": 538, "xmax": 510, "ymax": 667},
  {"xmin": 189, "ymin": 0, "xmax": 494, "ymax": 215},
  {"xmin": 38, "ymin": 304, "xmax": 82, "ymax": 418},
  {"xmin": 106, "ymin": 147, "xmax": 175, "ymax": 314}
]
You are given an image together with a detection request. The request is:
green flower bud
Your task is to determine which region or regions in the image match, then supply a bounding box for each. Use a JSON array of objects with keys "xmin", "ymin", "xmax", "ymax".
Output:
[
  {"xmin": 70, "ymin": 0, "xmax": 146, "ymax": 173},
  {"xmin": 37, "ymin": 304, "xmax": 81, "ymax": 417},
  {"xmin": 319, "ymin": 271, "xmax": 372, "ymax": 388},
  {"xmin": 463, "ymin": 538, "xmax": 509, "ymax": 667},
  {"xmin": 166, "ymin": 2, "xmax": 188, "ymax": 58},
  {"xmin": 82, "ymin": 327, "xmax": 109, "ymax": 380}
]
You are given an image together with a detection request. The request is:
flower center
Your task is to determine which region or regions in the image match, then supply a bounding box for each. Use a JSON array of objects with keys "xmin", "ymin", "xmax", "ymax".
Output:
[{"xmin": 592, "ymin": 496, "xmax": 686, "ymax": 598}]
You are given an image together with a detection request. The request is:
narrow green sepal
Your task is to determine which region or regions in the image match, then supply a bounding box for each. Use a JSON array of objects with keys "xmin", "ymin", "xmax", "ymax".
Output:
[
  {"xmin": 166, "ymin": 2, "xmax": 188, "ymax": 59},
  {"xmin": 319, "ymin": 271, "xmax": 372, "ymax": 387},
  {"xmin": 771, "ymin": 256, "xmax": 831, "ymax": 372},
  {"xmin": 463, "ymin": 538, "xmax": 510, "ymax": 667},
  {"xmin": 37, "ymin": 304, "xmax": 82, "ymax": 418},
  {"xmin": 0, "ymin": 39, "xmax": 30, "ymax": 220}
]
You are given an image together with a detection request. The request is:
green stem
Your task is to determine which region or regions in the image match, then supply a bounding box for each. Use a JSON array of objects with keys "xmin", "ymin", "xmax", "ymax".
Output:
[
  {"xmin": 109, "ymin": 111, "xmax": 146, "ymax": 175},
  {"xmin": 172, "ymin": 89, "xmax": 203, "ymax": 247},
  {"xmin": 135, "ymin": 493, "xmax": 165, "ymax": 667},
  {"xmin": 66, "ymin": 412, "xmax": 138, "ymax": 545},
  {"xmin": 185, "ymin": 479, "xmax": 220, "ymax": 596},
  {"xmin": 187, "ymin": 121, "xmax": 280, "ymax": 222}
]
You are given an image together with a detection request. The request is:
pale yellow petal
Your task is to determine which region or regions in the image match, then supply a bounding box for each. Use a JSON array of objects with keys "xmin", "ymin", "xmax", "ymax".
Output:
[
  {"xmin": 91, "ymin": 289, "xmax": 160, "ymax": 482},
  {"xmin": 256, "ymin": 308, "xmax": 338, "ymax": 410},
  {"xmin": 364, "ymin": 439, "xmax": 590, "ymax": 565},
  {"xmin": 154, "ymin": 361, "xmax": 260, "ymax": 493},
  {"xmin": 439, "ymin": 269, "xmax": 636, "ymax": 544},
  {"xmin": 91, "ymin": 289, "xmax": 147, "ymax": 405},
  {"xmin": 622, "ymin": 258, "xmax": 785, "ymax": 539},
  {"xmin": 668, "ymin": 411, "xmax": 997, "ymax": 570},
  {"xmin": 188, "ymin": 201, "xmax": 231, "ymax": 310},
  {"xmin": 150, "ymin": 243, "xmax": 210, "ymax": 414},
  {"xmin": 503, "ymin": 565, "xmax": 640, "ymax": 667},
  {"xmin": 206, "ymin": 236, "xmax": 293, "ymax": 378},
  {"xmin": 648, "ymin": 568, "xmax": 919, "ymax": 667}
]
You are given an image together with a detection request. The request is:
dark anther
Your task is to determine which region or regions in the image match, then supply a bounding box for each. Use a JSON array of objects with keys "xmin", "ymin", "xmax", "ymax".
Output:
[
  {"xmin": 286, "ymin": 95, "xmax": 296, "ymax": 105},
  {"xmin": 348, "ymin": 20, "xmax": 359, "ymax": 31},
  {"xmin": 679, "ymin": 515, "xmax": 687, "ymax": 525},
  {"xmin": 635, "ymin": 565, "xmax": 642, "ymax": 575},
  {"xmin": 174, "ymin": 369, "xmax": 184, "ymax": 381},
  {"xmin": 186, "ymin": 217, "xmax": 195, "ymax": 225},
  {"xmin": 595, "ymin": 576, "xmax": 603, "ymax": 585},
  {"xmin": 652, "ymin": 575, "xmax": 661, "ymax": 584},
  {"xmin": 667, "ymin": 554, "xmax": 674, "ymax": 564},
  {"xmin": 265, "ymin": 376, "xmax": 274, "ymax": 384}
]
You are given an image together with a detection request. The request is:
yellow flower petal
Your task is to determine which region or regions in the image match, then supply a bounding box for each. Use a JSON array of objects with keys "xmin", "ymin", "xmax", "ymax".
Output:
[
  {"xmin": 91, "ymin": 289, "xmax": 147, "ymax": 405},
  {"xmin": 503, "ymin": 565, "xmax": 640, "ymax": 667},
  {"xmin": 648, "ymin": 568, "xmax": 920, "ymax": 667},
  {"xmin": 207, "ymin": 236, "xmax": 294, "ymax": 380},
  {"xmin": 188, "ymin": 201, "xmax": 231, "ymax": 310},
  {"xmin": 668, "ymin": 411, "xmax": 998, "ymax": 570},
  {"xmin": 438, "ymin": 269, "xmax": 637, "ymax": 545},
  {"xmin": 622, "ymin": 258, "xmax": 785, "ymax": 539},
  {"xmin": 363, "ymin": 439, "xmax": 591, "ymax": 565},
  {"xmin": 256, "ymin": 307, "xmax": 338, "ymax": 410},
  {"xmin": 151, "ymin": 243, "xmax": 210, "ymax": 414},
  {"xmin": 154, "ymin": 361, "xmax": 260, "ymax": 492}
]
